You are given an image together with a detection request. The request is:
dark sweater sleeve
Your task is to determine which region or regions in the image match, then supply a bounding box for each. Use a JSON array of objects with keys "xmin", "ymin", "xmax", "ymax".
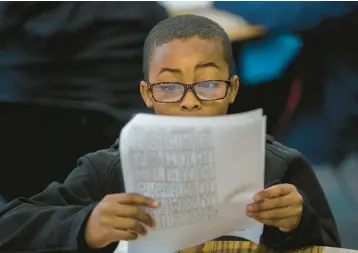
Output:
[
  {"xmin": 0, "ymin": 154, "xmax": 119, "ymax": 253},
  {"xmin": 261, "ymin": 154, "xmax": 341, "ymax": 250}
]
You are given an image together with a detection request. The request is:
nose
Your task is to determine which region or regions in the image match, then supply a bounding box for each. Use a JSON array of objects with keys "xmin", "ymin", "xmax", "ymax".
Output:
[{"xmin": 180, "ymin": 90, "xmax": 201, "ymax": 111}]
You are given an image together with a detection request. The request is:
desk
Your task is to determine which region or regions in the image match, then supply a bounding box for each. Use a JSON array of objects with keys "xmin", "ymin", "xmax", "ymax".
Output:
[
  {"xmin": 178, "ymin": 241, "xmax": 358, "ymax": 253},
  {"xmin": 168, "ymin": 8, "xmax": 266, "ymax": 42},
  {"xmin": 115, "ymin": 241, "xmax": 358, "ymax": 253}
]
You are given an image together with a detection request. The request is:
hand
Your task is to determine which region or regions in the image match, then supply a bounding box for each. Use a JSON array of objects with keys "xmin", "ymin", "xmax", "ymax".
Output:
[
  {"xmin": 246, "ymin": 184, "xmax": 303, "ymax": 232},
  {"xmin": 85, "ymin": 193, "xmax": 159, "ymax": 248}
]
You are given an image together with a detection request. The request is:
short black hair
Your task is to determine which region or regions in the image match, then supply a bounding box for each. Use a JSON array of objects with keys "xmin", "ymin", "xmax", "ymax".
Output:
[{"xmin": 143, "ymin": 14, "xmax": 234, "ymax": 81}]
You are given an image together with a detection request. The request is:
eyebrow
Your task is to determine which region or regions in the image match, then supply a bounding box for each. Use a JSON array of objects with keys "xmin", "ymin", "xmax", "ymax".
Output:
[
  {"xmin": 157, "ymin": 67, "xmax": 181, "ymax": 76},
  {"xmin": 157, "ymin": 62, "xmax": 220, "ymax": 77},
  {"xmin": 195, "ymin": 62, "xmax": 220, "ymax": 70}
]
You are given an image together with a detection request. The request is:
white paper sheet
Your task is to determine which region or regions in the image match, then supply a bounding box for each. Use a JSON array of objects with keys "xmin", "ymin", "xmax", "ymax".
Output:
[{"xmin": 117, "ymin": 109, "xmax": 266, "ymax": 253}]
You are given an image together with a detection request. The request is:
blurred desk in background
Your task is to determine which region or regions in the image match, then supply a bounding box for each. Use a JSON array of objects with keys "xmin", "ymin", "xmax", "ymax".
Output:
[
  {"xmin": 162, "ymin": 1, "xmax": 266, "ymax": 41},
  {"xmin": 116, "ymin": 241, "xmax": 358, "ymax": 253}
]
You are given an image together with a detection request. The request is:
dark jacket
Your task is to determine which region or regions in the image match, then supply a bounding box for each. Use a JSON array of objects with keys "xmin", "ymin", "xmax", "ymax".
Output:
[{"xmin": 0, "ymin": 136, "xmax": 340, "ymax": 252}]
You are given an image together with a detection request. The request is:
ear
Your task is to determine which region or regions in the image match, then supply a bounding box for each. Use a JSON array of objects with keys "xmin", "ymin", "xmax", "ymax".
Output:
[
  {"xmin": 229, "ymin": 75, "xmax": 239, "ymax": 104},
  {"xmin": 140, "ymin": 81, "xmax": 154, "ymax": 108}
]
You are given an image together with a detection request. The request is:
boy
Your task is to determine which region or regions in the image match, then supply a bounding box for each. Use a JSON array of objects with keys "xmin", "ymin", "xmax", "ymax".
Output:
[{"xmin": 0, "ymin": 15, "xmax": 340, "ymax": 253}]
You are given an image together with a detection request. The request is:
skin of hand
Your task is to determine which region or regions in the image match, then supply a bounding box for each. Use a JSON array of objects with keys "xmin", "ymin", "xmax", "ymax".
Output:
[
  {"xmin": 85, "ymin": 193, "xmax": 159, "ymax": 248},
  {"xmin": 246, "ymin": 184, "xmax": 303, "ymax": 232}
]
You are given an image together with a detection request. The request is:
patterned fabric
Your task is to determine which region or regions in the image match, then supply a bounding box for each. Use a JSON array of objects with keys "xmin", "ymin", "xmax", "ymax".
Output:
[{"xmin": 178, "ymin": 241, "xmax": 323, "ymax": 253}]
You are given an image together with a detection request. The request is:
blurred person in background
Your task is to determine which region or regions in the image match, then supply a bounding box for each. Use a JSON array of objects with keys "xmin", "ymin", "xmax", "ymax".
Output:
[
  {"xmin": 0, "ymin": 2, "xmax": 167, "ymax": 203},
  {"xmin": 215, "ymin": 1, "xmax": 358, "ymax": 166},
  {"xmin": 213, "ymin": 1, "xmax": 358, "ymax": 248}
]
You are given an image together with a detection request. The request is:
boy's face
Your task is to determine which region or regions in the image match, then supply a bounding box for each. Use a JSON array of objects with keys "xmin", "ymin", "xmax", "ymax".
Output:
[{"xmin": 140, "ymin": 37, "xmax": 239, "ymax": 117}]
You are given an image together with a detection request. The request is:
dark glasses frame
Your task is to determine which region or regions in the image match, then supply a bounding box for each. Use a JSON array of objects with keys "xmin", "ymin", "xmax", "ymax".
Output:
[{"xmin": 147, "ymin": 80, "xmax": 232, "ymax": 103}]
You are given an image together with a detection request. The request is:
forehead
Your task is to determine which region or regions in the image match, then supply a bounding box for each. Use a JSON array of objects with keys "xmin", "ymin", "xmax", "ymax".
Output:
[{"xmin": 149, "ymin": 37, "xmax": 227, "ymax": 73}]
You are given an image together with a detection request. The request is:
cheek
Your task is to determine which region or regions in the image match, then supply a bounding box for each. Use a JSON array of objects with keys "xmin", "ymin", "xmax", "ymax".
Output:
[
  {"xmin": 211, "ymin": 100, "xmax": 230, "ymax": 113},
  {"xmin": 152, "ymin": 99, "xmax": 230, "ymax": 116},
  {"xmin": 152, "ymin": 102, "xmax": 179, "ymax": 115},
  {"xmin": 201, "ymin": 99, "xmax": 230, "ymax": 115}
]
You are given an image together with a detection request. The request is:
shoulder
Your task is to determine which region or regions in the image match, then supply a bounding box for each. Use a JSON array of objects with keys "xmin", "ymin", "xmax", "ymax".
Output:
[
  {"xmin": 264, "ymin": 135, "xmax": 306, "ymax": 183},
  {"xmin": 84, "ymin": 139, "xmax": 124, "ymax": 194},
  {"xmin": 265, "ymin": 135, "xmax": 301, "ymax": 162}
]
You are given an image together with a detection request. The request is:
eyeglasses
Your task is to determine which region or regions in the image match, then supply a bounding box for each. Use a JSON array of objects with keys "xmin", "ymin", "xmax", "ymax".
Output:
[{"xmin": 148, "ymin": 80, "xmax": 231, "ymax": 103}]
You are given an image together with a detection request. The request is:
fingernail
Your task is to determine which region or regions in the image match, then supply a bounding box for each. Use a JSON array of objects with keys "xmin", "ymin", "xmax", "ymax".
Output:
[
  {"xmin": 247, "ymin": 205, "xmax": 253, "ymax": 211},
  {"xmin": 246, "ymin": 211, "xmax": 253, "ymax": 217},
  {"xmin": 253, "ymin": 194, "xmax": 260, "ymax": 201},
  {"xmin": 151, "ymin": 220, "xmax": 157, "ymax": 227},
  {"xmin": 152, "ymin": 201, "xmax": 160, "ymax": 207}
]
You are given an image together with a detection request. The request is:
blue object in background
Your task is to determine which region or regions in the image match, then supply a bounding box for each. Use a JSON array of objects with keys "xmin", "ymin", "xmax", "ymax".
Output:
[
  {"xmin": 216, "ymin": 1, "xmax": 356, "ymax": 86},
  {"xmin": 214, "ymin": 1, "xmax": 355, "ymax": 31},
  {"xmin": 239, "ymin": 33, "xmax": 302, "ymax": 86}
]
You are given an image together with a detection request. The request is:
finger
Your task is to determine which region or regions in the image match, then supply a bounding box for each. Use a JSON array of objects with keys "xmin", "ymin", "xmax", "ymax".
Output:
[
  {"xmin": 253, "ymin": 184, "xmax": 296, "ymax": 201},
  {"xmin": 100, "ymin": 202, "xmax": 156, "ymax": 227},
  {"xmin": 110, "ymin": 217, "xmax": 147, "ymax": 236},
  {"xmin": 247, "ymin": 205, "xmax": 302, "ymax": 220},
  {"xmin": 247, "ymin": 193, "xmax": 300, "ymax": 212},
  {"xmin": 257, "ymin": 217, "xmax": 299, "ymax": 231},
  {"xmin": 253, "ymin": 217, "xmax": 279, "ymax": 227},
  {"xmin": 107, "ymin": 229, "xmax": 138, "ymax": 243},
  {"xmin": 116, "ymin": 205, "xmax": 156, "ymax": 227},
  {"xmin": 254, "ymin": 217, "xmax": 291, "ymax": 228},
  {"xmin": 107, "ymin": 193, "xmax": 159, "ymax": 208}
]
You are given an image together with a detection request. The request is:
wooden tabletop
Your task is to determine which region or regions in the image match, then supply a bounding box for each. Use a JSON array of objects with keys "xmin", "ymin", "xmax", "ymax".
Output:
[
  {"xmin": 115, "ymin": 240, "xmax": 357, "ymax": 253},
  {"xmin": 178, "ymin": 241, "xmax": 358, "ymax": 253},
  {"xmin": 178, "ymin": 241, "xmax": 321, "ymax": 253}
]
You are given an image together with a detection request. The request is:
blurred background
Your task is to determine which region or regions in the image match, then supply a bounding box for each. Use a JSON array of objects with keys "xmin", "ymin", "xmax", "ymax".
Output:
[{"xmin": 0, "ymin": 1, "xmax": 357, "ymax": 249}]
